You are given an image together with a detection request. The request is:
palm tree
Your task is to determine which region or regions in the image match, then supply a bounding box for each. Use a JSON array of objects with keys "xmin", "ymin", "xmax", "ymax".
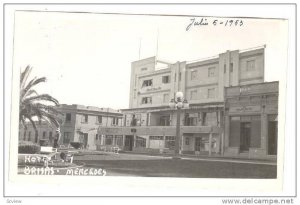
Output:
[{"xmin": 19, "ymin": 65, "xmax": 61, "ymax": 141}]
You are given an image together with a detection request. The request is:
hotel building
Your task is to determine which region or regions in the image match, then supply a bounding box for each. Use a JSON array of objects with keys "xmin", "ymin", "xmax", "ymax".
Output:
[{"xmin": 98, "ymin": 46, "xmax": 278, "ymax": 158}]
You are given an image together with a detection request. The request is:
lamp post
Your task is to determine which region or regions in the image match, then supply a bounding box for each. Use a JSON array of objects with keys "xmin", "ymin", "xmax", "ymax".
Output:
[{"xmin": 169, "ymin": 91, "xmax": 189, "ymax": 158}]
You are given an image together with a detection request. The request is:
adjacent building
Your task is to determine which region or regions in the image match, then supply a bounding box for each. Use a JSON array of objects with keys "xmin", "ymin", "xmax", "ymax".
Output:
[
  {"xmin": 98, "ymin": 46, "xmax": 275, "ymax": 158},
  {"xmin": 224, "ymin": 81, "xmax": 278, "ymax": 159},
  {"xmin": 19, "ymin": 104, "xmax": 123, "ymax": 150}
]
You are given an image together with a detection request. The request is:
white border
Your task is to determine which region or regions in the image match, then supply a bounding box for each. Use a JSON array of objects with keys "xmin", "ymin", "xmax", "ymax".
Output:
[{"xmin": 2, "ymin": 3, "xmax": 296, "ymax": 199}]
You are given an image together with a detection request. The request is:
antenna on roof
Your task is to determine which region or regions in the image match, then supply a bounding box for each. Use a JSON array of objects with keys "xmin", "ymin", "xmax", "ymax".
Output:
[
  {"xmin": 155, "ymin": 28, "xmax": 159, "ymax": 65},
  {"xmin": 138, "ymin": 38, "xmax": 142, "ymax": 60}
]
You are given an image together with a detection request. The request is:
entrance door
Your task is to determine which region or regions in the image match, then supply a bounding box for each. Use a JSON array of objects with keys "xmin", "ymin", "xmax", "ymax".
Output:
[
  {"xmin": 83, "ymin": 133, "xmax": 88, "ymax": 149},
  {"xmin": 240, "ymin": 122, "xmax": 251, "ymax": 152},
  {"xmin": 125, "ymin": 135, "xmax": 134, "ymax": 151},
  {"xmin": 268, "ymin": 121, "xmax": 278, "ymax": 155},
  {"xmin": 195, "ymin": 137, "xmax": 201, "ymax": 151}
]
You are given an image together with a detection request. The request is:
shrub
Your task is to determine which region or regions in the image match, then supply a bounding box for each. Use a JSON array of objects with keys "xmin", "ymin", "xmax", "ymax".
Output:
[
  {"xmin": 70, "ymin": 142, "xmax": 83, "ymax": 149},
  {"xmin": 18, "ymin": 141, "xmax": 41, "ymax": 154},
  {"xmin": 60, "ymin": 152, "xmax": 66, "ymax": 160}
]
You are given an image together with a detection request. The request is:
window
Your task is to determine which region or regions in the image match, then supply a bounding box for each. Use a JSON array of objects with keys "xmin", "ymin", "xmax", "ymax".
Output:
[
  {"xmin": 63, "ymin": 132, "xmax": 71, "ymax": 144},
  {"xmin": 184, "ymin": 113, "xmax": 197, "ymax": 126},
  {"xmin": 43, "ymin": 131, "xmax": 46, "ymax": 139},
  {"xmin": 150, "ymin": 136, "xmax": 164, "ymax": 140},
  {"xmin": 165, "ymin": 136, "xmax": 175, "ymax": 150},
  {"xmin": 142, "ymin": 79, "xmax": 153, "ymax": 87},
  {"xmin": 65, "ymin": 113, "xmax": 71, "ymax": 122},
  {"xmin": 246, "ymin": 60, "xmax": 255, "ymax": 71},
  {"xmin": 159, "ymin": 115, "xmax": 170, "ymax": 126},
  {"xmin": 179, "ymin": 72, "xmax": 182, "ymax": 81},
  {"xmin": 82, "ymin": 114, "xmax": 88, "ymax": 123},
  {"xmin": 49, "ymin": 131, "xmax": 52, "ymax": 139},
  {"xmin": 28, "ymin": 131, "xmax": 31, "ymax": 141},
  {"xmin": 208, "ymin": 67, "xmax": 215, "ymax": 77},
  {"xmin": 97, "ymin": 115, "xmax": 102, "ymax": 124},
  {"xmin": 163, "ymin": 93, "xmax": 169, "ymax": 103},
  {"xmin": 224, "ymin": 64, "xmax": 226, "ymax": 73},
  {"xmin": 208, "ymin": 88, "xmax": 215, "ymax": 99},
  {"xmin": 95, "ymin": 134, "xmax": 98, "ymax": 140},
  {"xmin": 112, "ymin": 117, "xmax": 118, "ymax": 125},
  {"xmin": 141, "ymin": 67, "xmax": 147, "ymax": 71},
  {"xmin": 230, "ymin": 62, "xmax": 234, "ymax": 72},
  {"xmin": 185, "ymin": 137, "xmax": 190, "ymax": 145},
  {"xmin": 23, "ymin": 131, "xmax": 26, "ymax": 140},
  {"xmin": 191, "ymin": 70, "xmax": 197, "ymax": 80},
  {"xmin": 105, "ymin": 135, "xmax": 113, "ymax": 145},
  {"xmin": 141, "ymin": 97, "xmax": 152, "ymax": 104},
  {"xmin": 162, "ymin": 75, "xmax": 170, "ymax": 84},
  {"xmin": 115, "ymin": 135, "xmax": 123, "ymax": 146},
  {"xmin": 136, "ymin": 136, "xmax": 146, "ymax": 148},
  {"xmin": 190, "ymin": 90, "xmax": 197, "ymax": 100}
]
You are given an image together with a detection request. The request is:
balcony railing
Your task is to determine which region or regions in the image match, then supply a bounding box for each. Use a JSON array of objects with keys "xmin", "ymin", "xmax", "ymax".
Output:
[{"xmin": 98, "ymin": 125, "xmax": 221, "ymax": 136}]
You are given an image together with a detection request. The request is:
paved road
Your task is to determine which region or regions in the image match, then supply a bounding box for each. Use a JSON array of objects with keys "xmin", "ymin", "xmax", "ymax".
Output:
[{"xmin": 73, "ymin": 152, "xmax": 277, "ymax": 178}]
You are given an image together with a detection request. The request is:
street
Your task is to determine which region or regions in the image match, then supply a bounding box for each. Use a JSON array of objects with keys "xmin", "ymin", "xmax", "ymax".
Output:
[{"xmin": 73, "ymin": 152, "xmax": 277, "ymax": 178}]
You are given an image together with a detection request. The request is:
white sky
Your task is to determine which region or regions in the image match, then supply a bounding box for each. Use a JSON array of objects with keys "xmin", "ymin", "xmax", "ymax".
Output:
[{"xmin": 13, "ymin": 11, "xmax": 288, "ymax": 109}]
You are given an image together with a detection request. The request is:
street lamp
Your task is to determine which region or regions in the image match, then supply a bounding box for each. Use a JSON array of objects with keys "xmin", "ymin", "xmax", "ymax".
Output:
[{"xmin": 169, "ymin": 91, "xmax": 189, "ymax": 158}]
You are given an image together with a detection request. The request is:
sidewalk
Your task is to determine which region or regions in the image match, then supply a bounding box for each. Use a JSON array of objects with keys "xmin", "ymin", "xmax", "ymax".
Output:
[
  {"xmin": 76, "ymin": 149, "xmax": 277, "ymax": 165},
  {"xmin": 117, "ymin": 150, "xmax": 277, "ymax": 165}
]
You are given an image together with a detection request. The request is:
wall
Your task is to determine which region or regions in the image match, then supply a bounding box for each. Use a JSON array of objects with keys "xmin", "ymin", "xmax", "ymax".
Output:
[{"xmin": 19, "ymin": 123, "xmax": 57, "ymax": 144}]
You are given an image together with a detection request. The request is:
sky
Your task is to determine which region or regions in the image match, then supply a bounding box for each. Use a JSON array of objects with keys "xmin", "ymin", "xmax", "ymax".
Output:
[{"xmin": 13, "ymin": 11, "xmax": 288, "ymax": 109}]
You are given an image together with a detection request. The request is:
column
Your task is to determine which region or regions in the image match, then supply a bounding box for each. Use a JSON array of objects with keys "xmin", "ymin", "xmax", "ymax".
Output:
[
  {"xmin": 112, "ymin": 135, "xmax": 116, "ymax": 146},
  {"xmin": 209, "ymin": 132, "xmax": 212, "ymax": 156},
  {"xmin": 261, "ymin": 113, "xmax": 268, "ymax": 154},
  {"xmin": 122, "ymin": 135, "xmax": 126, "ymax": 147},
  {"xmin": 224, "ymin": 115, "xmax": 230, "ymax": 147},
  {"xmin": 133, "ymin": 135, "xmax": 136, "ymax": 148},
  {"xmin": 221, "ymin": 132, "xmax": 225, "ymax": 156},
  {"xmin": 102, "ymin": 135, "xmax": 106, "ymax": 145}
]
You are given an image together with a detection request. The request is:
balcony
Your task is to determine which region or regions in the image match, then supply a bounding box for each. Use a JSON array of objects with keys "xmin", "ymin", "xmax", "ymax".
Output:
[{"xmin": 98, "ymin": 125, "xmax": 221, "ymax": 136}]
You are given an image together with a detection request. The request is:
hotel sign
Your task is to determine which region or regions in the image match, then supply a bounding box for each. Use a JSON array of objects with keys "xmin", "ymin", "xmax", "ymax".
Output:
[
  {"xmin": 146, "ymin": 86, "xmax": 162, "ymax": 92},
  {"xmin": 229, "ymin": 105, "xmax": 261, "ymax": 113}
]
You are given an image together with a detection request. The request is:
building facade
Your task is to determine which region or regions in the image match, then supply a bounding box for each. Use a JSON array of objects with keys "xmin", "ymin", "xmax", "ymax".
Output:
[
  {"xmin": 19, "ymin": 104, "xmax": 123, "ymax": 150},
  {"xmin": 224, "ymin": 81, "xmax": 278, "ymax": 159},
  {"xmin": 98, "ymin": 46, "xmax": 268, "ymax": 156}
]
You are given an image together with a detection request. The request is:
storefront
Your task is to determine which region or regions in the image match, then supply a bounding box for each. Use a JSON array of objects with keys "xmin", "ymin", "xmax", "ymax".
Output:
[
  {"xmin": 97, "ymin": 126, "xmax": 221, "ymax": 155},
  {"xmin": 224, "ymin": 81, "xmax": 279, "ymax": 159}
]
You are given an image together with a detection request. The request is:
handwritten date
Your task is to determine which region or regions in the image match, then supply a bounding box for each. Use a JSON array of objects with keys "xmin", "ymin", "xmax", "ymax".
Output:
[{"xmin": 186, "ymin": 18, "xmax": 244, "ymax": 31}]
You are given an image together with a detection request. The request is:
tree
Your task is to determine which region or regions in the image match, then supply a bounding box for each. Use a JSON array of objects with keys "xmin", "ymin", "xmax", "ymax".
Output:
[{"xmin": 19, "ymin": 65, "xmax": 61, "ymax": 140}]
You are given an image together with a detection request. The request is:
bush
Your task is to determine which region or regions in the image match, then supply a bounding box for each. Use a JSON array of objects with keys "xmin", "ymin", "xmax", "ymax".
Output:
[
  {"xmin": 70, "ymin": 142, "xmax": 83, "ymax": 149},
  {"xmin": 60, "ymin": 152, "xmax": 66, "ymax": 160},
  {"xmin": 18, "ymin": 141, "xmax": 41, "ymax": 154},
  {"xmin": 39, "ymin": 139, "xmax": 50, "ymax": 146}
]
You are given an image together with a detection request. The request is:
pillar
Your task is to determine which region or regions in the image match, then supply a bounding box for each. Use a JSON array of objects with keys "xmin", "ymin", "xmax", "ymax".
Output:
[
  {"xmin": 209, "ymin": 132, "xmax": 212, "ymax": 156},
  {"xmin": 224, "ymin": 115, "xmax": 230, "ymax": 147},
  {"xmin": 221, "ymin": 132, "xmax": 224, "ymax": 156},
  {"xmin": 133, "ymin": 135, "xmax": 136, "ymax": 147},
  {"xmin": 112, "ymin": 135, "xmax": 116, "ymax": 146},
  {"xmin": 261, "ymin": 113, "xmax": 268, "ymax": 154},
  {"xmin": 102, "ymin": 135, "xmax": 106, "ymax": 145},
  {"xmin": 146, "ymin": 136, "xmax": 150, "ymax": 148},
  {"xmin": 122, "ymin": 135, "xmax": 126, "ymax": 147}
]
